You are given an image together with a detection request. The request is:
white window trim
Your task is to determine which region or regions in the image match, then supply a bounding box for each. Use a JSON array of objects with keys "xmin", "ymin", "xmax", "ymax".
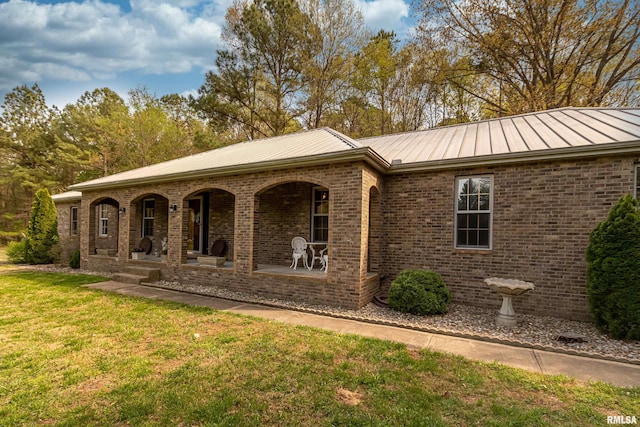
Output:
[
  {"xmin": 142, "ymin": 198, "xmax": 155, "ymax": 237},
  {"xmin": 99, "ymin": 204, "xmax": 108, "ymax": 237},
  {"xmin": 311, "ymin": 186, "xmax": 329, "ymax": 243},
  {"xmin": 454, "ymin": 175, "xmax": 493, "ymax": 250},
  {"xmin": 70, "ymin": 206, "xmax": 78, "ymax": 236}
]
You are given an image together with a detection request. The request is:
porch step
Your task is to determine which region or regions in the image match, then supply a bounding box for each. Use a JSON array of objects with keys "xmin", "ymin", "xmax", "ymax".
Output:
[
  {"xmin": 113, "ymin": 266, "xmax": 161, "ymax": 285},
  {"xmin": 124, "ymin": 266, "xmax": 161, "ymax": 283},
  {"xmin": 112, "ymin": 273, "xmax": 149, "ymax": 285}
]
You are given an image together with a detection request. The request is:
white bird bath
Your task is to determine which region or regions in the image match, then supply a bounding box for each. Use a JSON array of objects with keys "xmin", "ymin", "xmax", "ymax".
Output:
[{"xmin": 484, "ymin": 278, "xmax": 535, "ymax": 327}]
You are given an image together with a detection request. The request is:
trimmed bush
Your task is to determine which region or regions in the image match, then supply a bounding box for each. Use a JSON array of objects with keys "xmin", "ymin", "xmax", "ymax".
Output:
[
  {"xmin": 25, "ymin": 188, "xmax": 59, "ymax": 265},
  {"xmin": 6, "ymin": 240, "xmax": 27, "ymax": 264},
  {"xmin": 69, "ymin": 249, "xmax": 81, "ymax": 269},
  {"xmin": 586, "ymin": 194, "xmax": 640, "ymax": 340},
  {"xmin": 388, "ymin": 270, "xmax": 451, "ymax": 315}
]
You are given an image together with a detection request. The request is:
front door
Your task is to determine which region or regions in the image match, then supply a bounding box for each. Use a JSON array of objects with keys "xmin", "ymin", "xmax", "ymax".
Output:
[{"xmin": 187, "ymin": 198, "xmax": 202, "ymax": 252}]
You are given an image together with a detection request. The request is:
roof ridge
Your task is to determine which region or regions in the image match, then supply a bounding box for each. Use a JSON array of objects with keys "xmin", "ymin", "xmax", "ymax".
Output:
[
  {"xmin": 355, "ymin": 106, "xmax": 640, "ymax": 142},
  {"xmin": 323, "ymin": 127, "xmax": 360, "ymax": 148}
]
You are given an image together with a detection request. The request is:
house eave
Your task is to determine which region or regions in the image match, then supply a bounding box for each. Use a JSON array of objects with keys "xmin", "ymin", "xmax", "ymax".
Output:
[
  {"xmin": 51, "ymin": 191, "xmax": 83, "ymax": 203},
  {"xmin": 386, "ymin": 140, "xmax": 640, "ymax": 173},
  {"xmin": 69, "ymin": 147, "xmax": 390, "ymax": 191}
]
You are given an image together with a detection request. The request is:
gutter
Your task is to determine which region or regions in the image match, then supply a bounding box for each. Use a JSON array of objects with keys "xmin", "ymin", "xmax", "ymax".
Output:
[
  {"xmin": 386, "ymin": 139, "xmax": 640, "ymax": 173},
  {"xmin": 70, "ymin": 147, "xmax": 390, "ymax": 191}
]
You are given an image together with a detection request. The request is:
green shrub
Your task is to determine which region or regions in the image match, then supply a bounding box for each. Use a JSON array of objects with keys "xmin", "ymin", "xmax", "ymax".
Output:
[
  {"xmin": 586, "ymin": 194, "xmax": 640, "ymax": 340},
  {"xmin": 69, "ymin": 249, "xmax": 81, "ymax": 269},
  {"xmin": 25, "ymin": 188, "xmax": 59, "ymax": 265},
  {"xmin": 388, "ymin": 270, "xmax": 451, "ymax": 315},
  {"xmin": 6, "ymin": 240, "xmax": 27, "ymax": 264}
]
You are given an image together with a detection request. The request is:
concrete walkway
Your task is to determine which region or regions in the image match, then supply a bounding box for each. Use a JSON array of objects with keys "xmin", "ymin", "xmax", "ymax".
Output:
[{"xmin": 84, "ymin": 281, "xmax": 640, "ymax": 388}]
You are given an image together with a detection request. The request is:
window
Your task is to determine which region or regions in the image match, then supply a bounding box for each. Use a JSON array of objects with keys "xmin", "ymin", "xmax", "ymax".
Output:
[
  {"xmin": 455, "ymin": 176, "xmax": 492, "ymax": 248},
  {"xmin": 311, "ymin": 188, "xmax": 329, "ymax": 242},
  {"xmin": 635, "ymin": 165, "xmax": 640, "ymax": 198},
  {"xmin": 99, "ymin": 204, "xmax": 108, "ymax": 236},
  {"xmin": 143, "ymin": 199, "xmax": 155, "ymax": 237},
  {"xmin": 70, "ymin": 207, "xmax": 78, "ymax": 235}
]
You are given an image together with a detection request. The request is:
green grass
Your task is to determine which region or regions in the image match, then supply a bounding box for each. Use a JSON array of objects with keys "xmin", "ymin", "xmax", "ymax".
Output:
[
  {"xmin": 0, "ymin": 246, "xmax": 7, "ymax": 264},
  {"xmin": 1, "ymin": 271, "xmax": 638, "ymax": 426}
]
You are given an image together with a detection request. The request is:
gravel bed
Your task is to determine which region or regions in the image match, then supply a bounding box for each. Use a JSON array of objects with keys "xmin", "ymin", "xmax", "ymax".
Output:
[{"xmin": 17, "ymin": 265, "xmax": 640, "ymax": 364}]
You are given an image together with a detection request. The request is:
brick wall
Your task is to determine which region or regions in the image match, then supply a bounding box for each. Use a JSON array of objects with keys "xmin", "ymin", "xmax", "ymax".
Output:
[
  {"xmin": 381, "ymin": 155, "xmax": 636, "ymax": 321},
  {"xmin": 359, "ymin": 166, "xmax": 384, "ymax": 305},
  {"xmin": 55, "ymin": 201, "xmax": 80, "ymax": 264},
  {"xmin": 127, "ymin": 195, "xmax": 169, "ymax": 256},
  {"xmin": 94, "ymin": 203, "xmax": 118, "ymax": 252},
  {"xmin": 208, "ymin": 189, "xmax": 235, "ymax": 260}
]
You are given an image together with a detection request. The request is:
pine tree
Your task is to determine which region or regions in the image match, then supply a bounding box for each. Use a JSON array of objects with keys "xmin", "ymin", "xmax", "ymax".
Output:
[{"xmin": 25, "ymin": 188, "xmax": 59, "ymax": 265}]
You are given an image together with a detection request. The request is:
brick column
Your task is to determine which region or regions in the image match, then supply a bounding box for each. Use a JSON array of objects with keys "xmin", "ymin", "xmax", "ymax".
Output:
[
  {"xmin": 167, "ymin": 200, "xmax": 182, "ymax": 266},
  {"xmin": 232, "ymin": 190, "xmax": 254, "ymax": 274},
  {"xmin": 118, "ymin": 201, "xmax": 129, "ymax": 262}
]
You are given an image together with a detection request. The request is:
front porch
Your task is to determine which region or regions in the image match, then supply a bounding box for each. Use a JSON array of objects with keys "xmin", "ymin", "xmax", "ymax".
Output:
[{"xmin": 77, "ymin": 161, "xmax": 383, "ymax": 310}]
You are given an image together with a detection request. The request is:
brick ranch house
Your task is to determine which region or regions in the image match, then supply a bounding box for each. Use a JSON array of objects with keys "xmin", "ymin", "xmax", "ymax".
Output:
[{"xmin": 53, "ymin": 107, "xmax": 640, "ymax": 321}]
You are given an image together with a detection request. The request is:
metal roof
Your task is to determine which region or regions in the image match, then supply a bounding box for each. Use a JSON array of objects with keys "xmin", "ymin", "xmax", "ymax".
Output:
[
  {"xmin": 66, "ymin": 107, "xmax": 640, "ymax": 193},
  {"xmin": 51, "ymin": 191, "xmax": 82, "ymax": 202},
  {"xmin": 359, "ymin": 107, "xmax": 640, "ymax": 168},
  {"xmin": 70, "ymin": 128, "xmax": 371, "ymax": 190}
]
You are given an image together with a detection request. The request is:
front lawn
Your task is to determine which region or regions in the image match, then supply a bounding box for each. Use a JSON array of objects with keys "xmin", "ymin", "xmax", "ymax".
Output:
[{"xmin": 0, "ymin": 271, "xmax": 638, "ymax": 426}]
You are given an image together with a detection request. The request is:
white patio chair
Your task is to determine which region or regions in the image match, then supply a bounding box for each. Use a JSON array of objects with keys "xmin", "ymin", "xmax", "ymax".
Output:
[
  {"xmin": 318, "ymin": 247, "xmax": 328, "ymax": 272},
  {"xmin": 290, "ymin": 236, "xmax": 309, "ymax": 270},
  {"xmin": 309, "ymin": 245, "xmax": 327, "ymax": 271}
]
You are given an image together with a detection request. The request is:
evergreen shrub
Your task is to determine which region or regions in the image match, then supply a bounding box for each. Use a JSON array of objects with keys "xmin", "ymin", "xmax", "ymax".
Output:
[
  {"xmin": 70, "ymin": 249, "xmax": 81, "ymax": 269},
  {"xmin": 586, "ymin": 194, "xmax": 640, "ymax": 340},
  {"xmin": 388, "ymin": 269, "xmax": 451, "ymax": 315},
  {"xmin": 24, "ymin": 188, "xmax": 59, "ymax": 265},
  {"xmin": 6, "ymin": 240, "xmax": 27, "ymax": 264}
]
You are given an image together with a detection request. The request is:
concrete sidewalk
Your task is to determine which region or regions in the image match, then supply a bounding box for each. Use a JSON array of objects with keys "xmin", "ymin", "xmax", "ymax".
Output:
[{"xmin": 84, "ymin": 281, "xmax": 640, "ymax": 388}]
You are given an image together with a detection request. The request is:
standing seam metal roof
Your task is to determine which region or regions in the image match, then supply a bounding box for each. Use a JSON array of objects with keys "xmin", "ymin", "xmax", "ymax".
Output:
[
  {"xmin": 359, "ymin": 107, "xmax": 640, "ymax": 165},
  {"xmin": 70, "ymin": 127, "xmax": 365, "ymax": 190},
  {"xmin": 68, "ymin": 107, "xmax": 640, "ymax": 191}
]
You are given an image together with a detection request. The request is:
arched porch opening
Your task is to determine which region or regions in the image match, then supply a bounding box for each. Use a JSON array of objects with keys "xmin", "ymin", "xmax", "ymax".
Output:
[
  {"xmin": 253, "ymin": 181, "xmax": 329, "ymax": 275},
  {"xmin": 182, "ymin": 188, "xmax": 235, "ymax": 267},
  {"xmin": 88, "ymin": 197, "xmax": 120, "ymax": 257},
  {"xmin": 128, "ymin": 193, "xmax": 169, "ymax": 261}
]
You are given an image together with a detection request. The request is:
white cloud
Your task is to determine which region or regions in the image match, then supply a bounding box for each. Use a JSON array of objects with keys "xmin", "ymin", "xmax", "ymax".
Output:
[
  {"xmin": 0, "ymin": 0, "xmax": 224, "ymax": 90},
  {"xmin": 0, "ymin": 0, "xmax": 414, "ymax": 108},
  {"xmin": 180, "ymin": 88, "xmax": 199, "ymax": 99},
  {"xmin": 356, "ymin": 0, "xmax": 410, "ymax": 36}
]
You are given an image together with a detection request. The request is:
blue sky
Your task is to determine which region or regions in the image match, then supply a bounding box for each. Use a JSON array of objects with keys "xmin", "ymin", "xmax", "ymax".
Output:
[{"xmin": 0, "ymin": 0, "xmax": 415, "ymax": 109}]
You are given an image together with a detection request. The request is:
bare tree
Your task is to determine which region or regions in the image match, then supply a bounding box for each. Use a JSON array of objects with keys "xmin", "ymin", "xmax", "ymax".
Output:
[
  {"xmin": 416, "ymin": 0, "xmax": 640, "ymax": 116},
  {"xmin": 298, "ymin": 0, "xmax": 367, "ymax": 129}
]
